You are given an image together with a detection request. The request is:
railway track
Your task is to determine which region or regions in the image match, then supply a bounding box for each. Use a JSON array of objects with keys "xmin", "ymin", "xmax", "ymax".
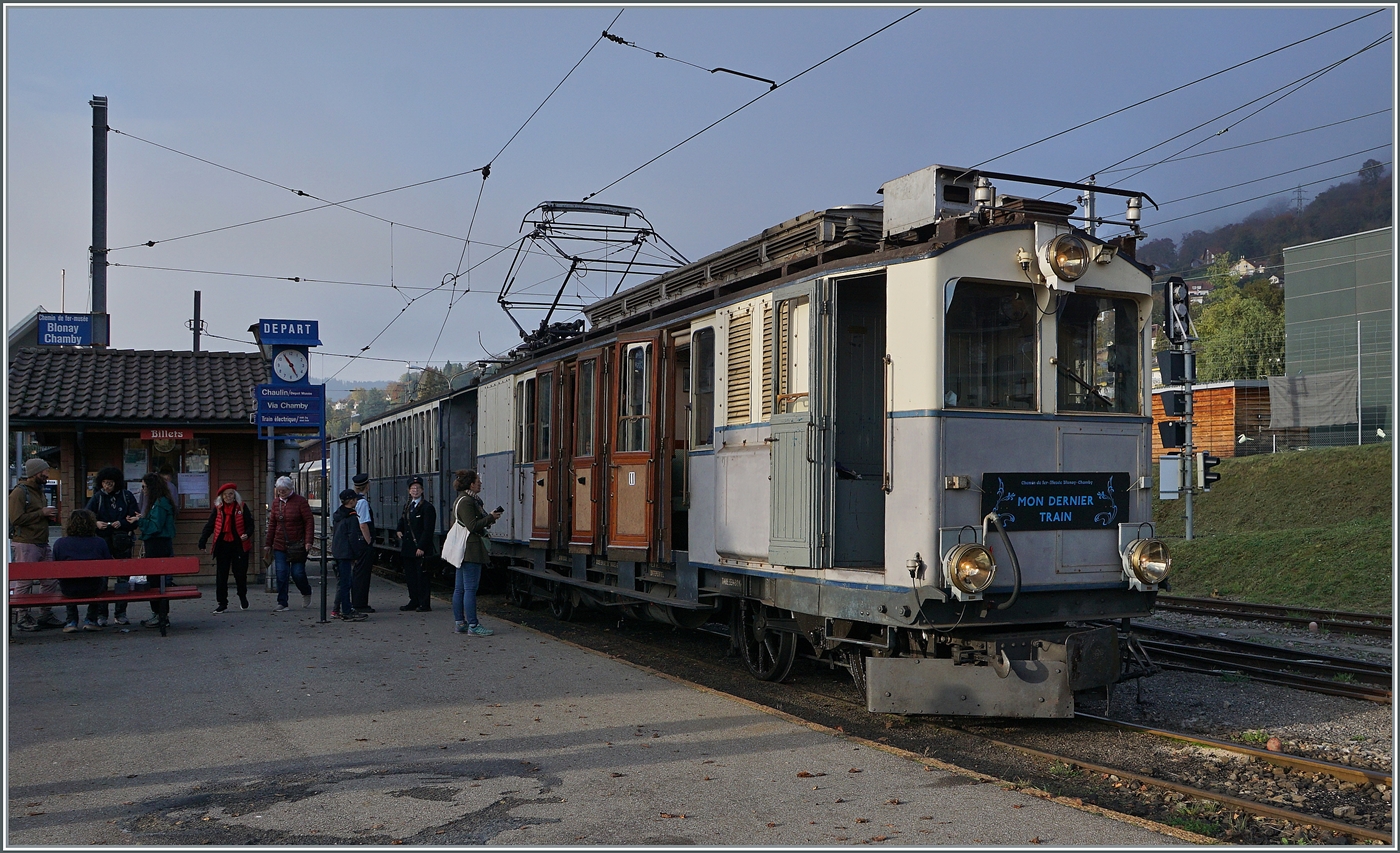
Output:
[
  {"xmin": 1155, "ymin": 595, "xmax": 1393, "ymax": 639},
  {"xmin": 485, "ymin": 595, "xmax": 1393, "ymax": 844},
  {"xmin": 1130, "ymin": 623, "xmax": 1392, "ymax": 704}
]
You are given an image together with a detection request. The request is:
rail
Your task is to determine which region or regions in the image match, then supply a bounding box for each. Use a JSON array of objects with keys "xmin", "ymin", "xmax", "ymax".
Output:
[{"xmin": 1155, "ymin": 595, "xmax": 1392, "ymax": 639}]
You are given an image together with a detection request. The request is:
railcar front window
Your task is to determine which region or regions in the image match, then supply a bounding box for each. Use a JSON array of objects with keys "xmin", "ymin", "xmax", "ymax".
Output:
[
  {"xmin": 618, "ymin": 343, "xmax": 652, "ymax": 452},
  {"xmin": 1057, "ymin": 294, "xmax": 1140, "ymax": 414},
  {"xmin": 944, "ymin": 281, "xmax": 1036, "ymax": 410}
]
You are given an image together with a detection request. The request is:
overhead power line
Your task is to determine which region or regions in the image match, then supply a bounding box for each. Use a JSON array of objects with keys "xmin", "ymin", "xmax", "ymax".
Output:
[
  {"xmin": 582, "ymin": 8, "xmax": 919, "ymax": 201},
  {"xmin": 602, "ymin": 28, "xmax": 778, "ymax": 88},
  {"xmin": 1155, "ymin": 144, "xmax": 1391, "ymax": 206}
]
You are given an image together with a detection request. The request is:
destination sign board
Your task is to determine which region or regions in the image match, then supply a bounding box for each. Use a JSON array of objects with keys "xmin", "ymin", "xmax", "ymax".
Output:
[
  {"xmin": 37, "ymin": 313, "xmax": 93, "ymax": 346},
  {"xmin": 255, "ymin": 384, "xmax": 325, "ymax": 428},
  {"xmin": 257, "ymin": 319, "xmax": 321, "ymax": 347},
  {"xmin": 980, "ymin": 472, "xmax": 1129, "ymax": 531}
]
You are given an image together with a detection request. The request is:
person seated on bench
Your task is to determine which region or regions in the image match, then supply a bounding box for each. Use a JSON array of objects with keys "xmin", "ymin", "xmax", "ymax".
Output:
[{"xmin": 52, "ymin": 509, "xmax": 112, "ymax": 633}]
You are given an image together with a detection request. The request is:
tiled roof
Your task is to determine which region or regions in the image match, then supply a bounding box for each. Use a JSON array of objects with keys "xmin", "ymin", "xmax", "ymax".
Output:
[{"xmin": 8, "ymin": 348, "xmax": 269, "ymax": 424}]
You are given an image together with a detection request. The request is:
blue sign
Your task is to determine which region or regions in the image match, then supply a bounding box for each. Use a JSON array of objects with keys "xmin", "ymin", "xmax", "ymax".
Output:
[
  {"xmin": 257, "ymin": 319, "xmax": 321, "ymax": 346},
  {"xmin": 256, "ymin": 384, "xmax": 325, "ymax": 428},
  {"xmin": 37, "ymin": 313, "xmax": 93, "ymax": 346}
]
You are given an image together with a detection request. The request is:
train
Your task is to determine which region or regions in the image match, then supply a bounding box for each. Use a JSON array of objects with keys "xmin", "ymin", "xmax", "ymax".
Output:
[{"xmin": 330, "ymin": 162, "xmax": 1172, "ymax": 718}]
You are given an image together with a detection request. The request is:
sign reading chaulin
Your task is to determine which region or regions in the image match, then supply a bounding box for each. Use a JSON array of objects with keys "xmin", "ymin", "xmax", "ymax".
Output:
[{"xmin": 981, "ymin": 472, "xmax": 1129, "ymax": 531}]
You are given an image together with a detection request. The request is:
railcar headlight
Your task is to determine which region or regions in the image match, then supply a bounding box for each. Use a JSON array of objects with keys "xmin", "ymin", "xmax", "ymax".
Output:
[
  {"xmin": 1122, "ymin": 538, "xmax": 1171, "ymax": 585},
  {"xmin": 1046, "ymin": 233, "xmax": 1089, "ymax": 282},
  {"xmin": 945, "ymin": 543, "xmax": 997, "ymax": 594}
]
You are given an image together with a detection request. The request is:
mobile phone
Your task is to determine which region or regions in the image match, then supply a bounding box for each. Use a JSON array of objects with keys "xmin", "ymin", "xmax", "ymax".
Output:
[{"xmin": 494, "ymin": 506, "xmax": 504, "ymax": 514}]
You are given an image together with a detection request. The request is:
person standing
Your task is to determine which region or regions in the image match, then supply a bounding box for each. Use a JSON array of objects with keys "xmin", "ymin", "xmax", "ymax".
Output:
[
  {"xmin": 138, "ymin": 465, "xmax": 180, "ymax": 514},
  {"xmin": 198, "ymin": 483, "xmax": 254, "ymax": 613},
  {"xmin": 52, "ymin": 509, "xmax": 112, "ymax": 632},
  {"xmin": 8, "ymin": 457, "xmax": 62, "ymax": 631},
  {"xmin": 330, "ymin": 489, "xmax": 368, "ymax": 621},
  {"xmin": 84, "ymin": 466, "xmax": 140, "ymax": 626},
  {"xmin": 135, "ymin": 472, "xmax": 177, "ymax": 629},
  {"xmin": 264, "ymin": 476, "xmax": 314, "ymax": 613},
  {"xmin": 349, "ymin": 473, "xmax": 376, "ymax": 613},
  {"xmin": 396, "ymin": 476, "xmax": 437, "ymax": 611},
  {"xmin": 451, "ymin": 469, "xmax": 500, "ymax": 636}
]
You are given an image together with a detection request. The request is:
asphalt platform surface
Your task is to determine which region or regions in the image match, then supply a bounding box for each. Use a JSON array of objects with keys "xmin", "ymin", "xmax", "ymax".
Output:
[{"xmin": 8, "ymin": 574, "xmax": 1181, "ymax": 846}]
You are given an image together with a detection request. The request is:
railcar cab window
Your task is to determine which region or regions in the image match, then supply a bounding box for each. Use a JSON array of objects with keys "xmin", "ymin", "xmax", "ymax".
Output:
[
  {"xmin": 691, "ymin": 328, "xmax": 715, "ymax": 447},
  {"xmin": 1057, "ymin": 293, "xmax": 1140, "ymax": 414},
  {"xmin": 516, "ymin": 377, "xmax": 536, "ymax": 459},
  {"xmin": 618, "ymin": 342, "xmax": 652, "ymax": 452},
  {"xmin": 536, "ymin": 374, "xmax": 553, "ymax": 461},
  {"xmin": 576, "ymin": 359, "xmax": 596, "ymax": 457},
  {"xmin": 944, "ymin": 281, "xmax": 1036, "ymax": 410}
]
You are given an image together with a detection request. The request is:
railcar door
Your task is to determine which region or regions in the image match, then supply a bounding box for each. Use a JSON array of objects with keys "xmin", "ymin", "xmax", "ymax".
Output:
[
  {"xmin": 568, "ymin": 350, "xmax": 605, "ymax": 551},
  {"xmin": 530, "ymin": 364, "xmax": 559, "ymax": 548},
  {"xmin": 608, "ymin": 332, "xmax": 664, "ymax": 560},
  {"xmin": 769, "ymin": 280, "xmax": 832, "ymax": 568}
]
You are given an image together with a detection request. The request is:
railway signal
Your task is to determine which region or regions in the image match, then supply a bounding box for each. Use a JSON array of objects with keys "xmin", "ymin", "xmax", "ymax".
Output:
[
  {"xmin": 1164, "ymin": 275, "xmax": 1195, "ymax": 345},
  {"xmin": 1196, "ymin": 452, "xmax": 1221, "ymax": 491}
]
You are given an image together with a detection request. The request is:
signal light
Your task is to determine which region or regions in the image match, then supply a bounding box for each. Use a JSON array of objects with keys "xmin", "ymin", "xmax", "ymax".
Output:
[
  {"xmin": 1165, "ymin": 276, "xmax": 1194, "ymax": 344},
  {"xmin": 1157, "ymin": 350, "xmax": 1194, "ymax": 385},
  {"xmin": 1158, "ymin": 421, "xmax": 1186, "ymax": 449},
  {"xmin": 1197, "ymin": 451, "xmax": 1221, "ymax": 490},
  {"xmin": 1160, "ymin": 389, "xmax": 1187, "ymax": 417}
]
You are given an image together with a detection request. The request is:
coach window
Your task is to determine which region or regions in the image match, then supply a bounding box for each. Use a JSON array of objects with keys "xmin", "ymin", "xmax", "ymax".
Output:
[
  {"xmin": 618, "ymin": 342, "xmax": 652, "ymax": 452},
  {"xmin": 576, "ymin": 359, "xmax": 596, "ymax": 456},
  {"xmin": 943, "ymin": 281, "xmax": 1036, "ymax": 410},
  {"xmin": 517, "ymin": 378, "xmax": 536, "ymax": 460},
  {"xmin": 1057, "ymin": 293, "xmax": 1140, "ymax": 414},
  {"xmin": 691, "ymin": 328, "xmax": 715, "ymax": 446},
  {"xmin": 537, "ymin": 374, "xmax": 553, "ymax": 461}
]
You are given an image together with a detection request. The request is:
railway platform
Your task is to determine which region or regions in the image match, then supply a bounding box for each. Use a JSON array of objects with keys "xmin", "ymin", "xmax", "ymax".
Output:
[{"xmin": 8, "ymin": 575, "xmax": 1185, "ymax": 846}]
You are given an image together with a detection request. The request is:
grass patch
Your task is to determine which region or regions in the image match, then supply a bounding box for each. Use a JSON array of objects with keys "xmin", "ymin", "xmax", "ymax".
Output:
[
  {"xmin": 1241, "ymin": 729, "xmax": 1269, "ymax": 745},
  {"xmin": 1152, "ymin": 443, "xmax": 1392, "ymax": 614},
  {"xmin": 1167, "ymin": 816, "xmax": 1221, "ymax": 836}
]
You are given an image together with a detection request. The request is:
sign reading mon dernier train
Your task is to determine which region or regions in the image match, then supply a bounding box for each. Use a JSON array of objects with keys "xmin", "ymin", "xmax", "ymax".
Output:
[
  {"xmin": 37, "ymin": 313, "xmax": 94, "ymax": 346},
  {"xmin": 980, "ymin": 472, "xmax": 1129, "ymax": 531}
]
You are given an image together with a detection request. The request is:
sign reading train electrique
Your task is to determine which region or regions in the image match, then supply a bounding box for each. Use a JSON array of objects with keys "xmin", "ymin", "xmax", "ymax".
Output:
[{"xmin": 981, "ymin": 472, "xmax": 1129, "ymax": 531}]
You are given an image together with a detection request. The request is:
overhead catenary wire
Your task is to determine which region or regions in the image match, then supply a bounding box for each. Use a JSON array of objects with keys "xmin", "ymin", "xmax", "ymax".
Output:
[
  {"xmin": 956, "ymin": 8, "xmax": 1385, "ymax": 176},
  {"xmin": 1154, "ymin": 144, "xmax": 1391, "ymax": 207},
  {"xmin": 602, "ymin": 28, "xmax": 777, "ymax": 88},
  {"xmin": 582, "ymin": 8, "xmax": 919, "ymax": 202}
]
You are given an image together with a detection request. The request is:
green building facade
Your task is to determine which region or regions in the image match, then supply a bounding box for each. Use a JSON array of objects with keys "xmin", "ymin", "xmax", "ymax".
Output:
[{"xmin": 1282, "ymin": 227, "xmax": 1392, "ymax": 446}]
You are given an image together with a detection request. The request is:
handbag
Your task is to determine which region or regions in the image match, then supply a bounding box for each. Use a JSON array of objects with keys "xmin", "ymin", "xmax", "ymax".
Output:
[
  {"xmin": 285, "ymin": 539, "xmax": 309, "ymax": 564},
  {"xmin": 440, "ymin": 497, "xmax": 470, "ymax": 569}
]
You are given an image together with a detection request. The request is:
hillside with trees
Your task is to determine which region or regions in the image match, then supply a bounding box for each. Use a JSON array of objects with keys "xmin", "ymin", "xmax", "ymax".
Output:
[{"xmin": 323, "ymin": 362, "xmax": 466, "ymax": 437}]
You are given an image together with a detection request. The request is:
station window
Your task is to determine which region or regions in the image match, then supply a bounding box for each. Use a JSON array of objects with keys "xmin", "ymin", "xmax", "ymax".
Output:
[
  {"xmin": 692, "ymin": 328, "xmax": 715, "ymax": 446},
  {"xmin": 944, "ymin": 281, "xmax": 1036, "ymax": 410},
  {"xmin": 1057, "ymin": 293, "xmax": 1140, "ymax": 414},
  {"xmin": 576, "ymin": 359, "xmax": 596, "ymax": 457},
  {"xmin": 618, "ymin": 343, "xmax": 652, "ymax": 452}
]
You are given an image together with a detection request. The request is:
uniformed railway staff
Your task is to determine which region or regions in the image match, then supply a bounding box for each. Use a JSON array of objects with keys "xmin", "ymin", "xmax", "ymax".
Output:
[{"xmin": 396, "ymin": 476, "xmax": 437, "ymax": 611}]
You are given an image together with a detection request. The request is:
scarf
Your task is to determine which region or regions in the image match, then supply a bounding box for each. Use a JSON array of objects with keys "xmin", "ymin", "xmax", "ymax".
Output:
[{"xmin": 213, "ymin": 501, "xmax": 249, "ymax": 550}]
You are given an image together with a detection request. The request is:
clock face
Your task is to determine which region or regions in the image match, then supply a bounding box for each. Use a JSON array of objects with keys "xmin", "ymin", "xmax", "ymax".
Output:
[{"xmin": 273, "ymin": 348, "xmax": 309, "ymax": 382}]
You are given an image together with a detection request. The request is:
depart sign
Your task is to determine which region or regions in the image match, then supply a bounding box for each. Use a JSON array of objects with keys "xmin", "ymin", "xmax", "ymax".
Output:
[
  {"xmin": 257, "ymin": 319, "xmax": 321, "ymax": 347},
  {"xmin": 980, "ymin": 472, "xmax": 1129, "ymax": 531}
]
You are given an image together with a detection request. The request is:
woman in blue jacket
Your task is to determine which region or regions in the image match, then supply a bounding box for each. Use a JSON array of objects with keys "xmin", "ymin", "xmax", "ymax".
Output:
[{"xmin": 136, "ymin": 473, "xmax": 177, "ymax": 629}]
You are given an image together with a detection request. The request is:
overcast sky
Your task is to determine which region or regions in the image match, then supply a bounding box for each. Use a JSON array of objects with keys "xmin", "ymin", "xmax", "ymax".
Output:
[{"xmin": 5, "ymin": 5, "xmax": 1394, "ymax": 382}]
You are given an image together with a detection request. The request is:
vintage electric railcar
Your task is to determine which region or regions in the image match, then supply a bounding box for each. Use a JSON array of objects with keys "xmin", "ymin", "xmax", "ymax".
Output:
[{"xmin": 356, "ymin": 163, "xmax": 1173, "ymax": 717}]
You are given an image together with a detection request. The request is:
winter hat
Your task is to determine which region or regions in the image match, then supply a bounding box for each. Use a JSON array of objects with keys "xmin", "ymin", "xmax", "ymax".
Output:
[
  {"xmin": 216, "ymin": 482, "xmax": 239, "ymax": 496},
  {"xmin": 23, "ymin": 458, "xmax": 49, "ymax": 478}
]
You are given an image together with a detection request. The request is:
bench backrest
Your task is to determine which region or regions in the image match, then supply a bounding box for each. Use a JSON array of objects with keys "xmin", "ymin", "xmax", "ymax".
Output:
[{"xmin": 7, "ymin": 556, "xmax": 202, "ymax": 581}]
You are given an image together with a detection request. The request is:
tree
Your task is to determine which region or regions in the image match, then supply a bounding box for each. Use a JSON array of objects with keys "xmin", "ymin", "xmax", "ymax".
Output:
[
  {"xmin": 1203, "ymin": 251, "xmax": 1241, "ymax": 304},
  {"xmin": 416, "ymin": 367, "xmax": 448, "ymax": 399},
  {"xmin": 1359, "ymin": 158, "xmax": 1384, "ymax": 186},
  {"xmin": 1240, "ymin": 277, "xmax": 1283, "ymax": 315},
  {"xmin": 1194, "ymin": 290, "xmax": 1284, "ymax": 381}
]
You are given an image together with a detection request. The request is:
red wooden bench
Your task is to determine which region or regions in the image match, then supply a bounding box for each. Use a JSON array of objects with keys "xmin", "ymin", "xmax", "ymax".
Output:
[{"xmin": 9, "ymin": 556, "xmax": 202, "ymax": 637}]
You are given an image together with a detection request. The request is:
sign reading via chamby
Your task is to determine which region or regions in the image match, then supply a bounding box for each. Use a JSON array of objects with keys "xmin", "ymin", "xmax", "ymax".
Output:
[
  {"xmin": 257, "ymin": 319, "xmax": 321, "ymax": 347},
  {"xmin": 255, "ymin": 384, "xmax": 324, "ymax": 428},
  {"xmin": 981, "ymin": 472, "xmax": 1129, "ymax": 531},
  {"xmin": 37, "ymin": 313, "xmax": 94, "ymax": 346}
]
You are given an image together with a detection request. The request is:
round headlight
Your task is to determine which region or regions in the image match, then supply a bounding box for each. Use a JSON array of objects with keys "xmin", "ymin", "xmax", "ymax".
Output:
[
  {"xmin": 1047, "ymin": 233, "xmax": 1089, "ymax": 282},
  {"xmin": 1124, "ymin": 538, "xmax": 1171, "ymax": 584},
  {"xmin": 945, "ymin": 543, "xmax": 997, "ymax": 593}
]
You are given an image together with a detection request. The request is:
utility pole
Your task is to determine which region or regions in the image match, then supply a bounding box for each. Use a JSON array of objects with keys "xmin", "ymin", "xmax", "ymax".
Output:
[
  {"xmin": 89, "ymin": 95, "xmax": 110, "ymax": 347},
  {"xmin": 1084, "ymin": 176, "xmax": 1097, "ymax": 238},
  {"xmin": 191, "ymin": 291, "xmax": 202, "ymax": 351}
]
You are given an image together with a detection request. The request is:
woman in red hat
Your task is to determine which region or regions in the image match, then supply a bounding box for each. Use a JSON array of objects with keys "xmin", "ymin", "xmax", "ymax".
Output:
[{"xmin": 198, "ymin": 483, "xmax": 255, "ymax": 613}]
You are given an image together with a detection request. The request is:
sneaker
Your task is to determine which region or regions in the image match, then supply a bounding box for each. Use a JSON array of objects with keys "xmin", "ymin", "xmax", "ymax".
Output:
[
  {"xmin": 331, "ymin": 610, "xmax": 340, "ymax": 619},
  {"xmin": 340, "ymin": 611, "xmax": 368, "ymax": 621},
  {"xmin": 37, "ymin": 612, "xmax": 65, "ymax": 629},
  {"xmin": 454, "ymin": 621, "xmax": 469, "ymax": 634},
  {"xmin": 97, "ymin": 617, "xmax": 109, "ymax": 628},
  {"xmin": 82, "ymin": 620, "xmax": 101, "ymax": 631},
  {"xmin": 62, "ymin": 621, "xmax": 80, "ymax": 633},
  {"xmin": 141, "ymin": 616, "xmax": 166, "ymax": 628},
  {"xmin": 467, "ymin": 623, "xmax": 494, "ymax": 637},
  {"xmin": 213, "ymin": 604, "xmax": 228, "ymax": 614},
  {"xmin": 359, "ymin": 606, "xmax": 376, "ymax": 613},
  {"xmin": 114, "ymin": 615, "xmax": 130, "ymax": 626},
  {"xmin": 272, "ymin": 604, "xmax": 290, "ymax": 612},
  {"xmin": 238, "ymin": 595, "xmax": 249, "ymax": 610},
  {"xmin": 302, "ymin": 594, "xmax": 312, "ymax": 609},
  {"xmin": 17, "ymin": 616, "xmax": 39, "ymax": 632}
]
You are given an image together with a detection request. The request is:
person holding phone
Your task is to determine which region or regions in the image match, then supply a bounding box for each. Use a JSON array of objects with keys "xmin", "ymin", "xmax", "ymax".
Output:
[{"xmin": 450, "ymin": 469, "xmax": 501, "ymax": 636}]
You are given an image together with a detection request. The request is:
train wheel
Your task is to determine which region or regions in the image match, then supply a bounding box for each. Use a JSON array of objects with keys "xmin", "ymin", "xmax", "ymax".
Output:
[
  {"xmin": 845, "ymin": 649, "xmax": 869, "ymax": 700},
  {"xmin": 506, "ymin": 572, "xmax": 531, "ymax": 608},
  {"xmin": 734, "ymin": 600, "xmax": 796, "ymax": 682},
  {"xmin": 548, "ymin": 584, "xmax": 575, "ymax": 621}
]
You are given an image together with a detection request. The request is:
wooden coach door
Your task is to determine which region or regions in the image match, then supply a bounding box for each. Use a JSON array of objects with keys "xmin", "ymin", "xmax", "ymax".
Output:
[
  {"xmin": 530, "ymin": 363, "xmax": 561, "ymax": 548},
  {"xmin": 568, "ymin": 349, "xmax": 605, "ymax": 552},
  {"xmin": 607, "ymin": 332, "xmax": 664, "ymax": 560}
]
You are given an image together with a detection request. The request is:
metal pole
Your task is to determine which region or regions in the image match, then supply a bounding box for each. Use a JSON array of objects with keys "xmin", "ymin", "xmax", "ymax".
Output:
[
  {"xmin": 1357, "ymin": 319, "xmax": 1363, "ymax": 446},
  {"xmin": 1084, "ymin": 176, "xmax": 1097, "ymax": 238},
  {"xmin": 90, "ymin": 96, "xmax": 108, "ymax": 347},
  {"xmin": 320, "ymin": 414, "xmax": 329, "ymax": 623},
  {"xmin": 1183, "ymin": 340, "xmax": 1194, "ymax": 541},
  {"xmin": 193, "ymin": 291, "xmax": 202, "ymax": 351}
]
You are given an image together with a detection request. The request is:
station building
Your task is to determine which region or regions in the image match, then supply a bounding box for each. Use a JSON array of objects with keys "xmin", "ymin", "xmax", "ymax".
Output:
[{"xmin": 7, "ymin": 347, "xmax": 270, "ymax": 581}]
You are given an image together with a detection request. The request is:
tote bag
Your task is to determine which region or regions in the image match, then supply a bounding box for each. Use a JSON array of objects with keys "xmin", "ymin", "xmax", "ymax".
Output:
[{"xmin": 440, "ymin": 496, "xmax": 470, "ymax": 568}]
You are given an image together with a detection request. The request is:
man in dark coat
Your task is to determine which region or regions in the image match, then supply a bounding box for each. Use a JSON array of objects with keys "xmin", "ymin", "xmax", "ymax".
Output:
[
  {"xmin": 350, "ymin": 473, "xmax": 376, "ymax": 612},
  {"xmin": 396, "ymin": 476, "xmax": 437, "ymax": 611},
  {"xmin": 83, "ymin": 466, "xmax": 141, "ymax": 625}
]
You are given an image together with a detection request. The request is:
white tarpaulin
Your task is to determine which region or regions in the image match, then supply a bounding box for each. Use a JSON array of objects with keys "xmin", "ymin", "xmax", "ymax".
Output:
[{"xmin": 1268, "ymin": 370, "xmax": 1359, "ymax": 429}]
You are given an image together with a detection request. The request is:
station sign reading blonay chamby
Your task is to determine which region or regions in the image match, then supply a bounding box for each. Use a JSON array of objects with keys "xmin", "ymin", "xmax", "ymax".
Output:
[{"xmin": 981, "ymin": 472, "xmax": 1129, "ymax": 531}]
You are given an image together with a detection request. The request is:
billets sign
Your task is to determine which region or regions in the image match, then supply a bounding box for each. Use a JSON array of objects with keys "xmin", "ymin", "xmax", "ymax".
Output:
[
  {"xmin": 37, "ymin": 313, "xmax": 93, "ymax": 346},
  {"xmin": 256, "ymin": 384, "xmax": 324, "ymax": 428},
  {"xmin": 140, "ymin": 429, "xmax": 193, "ymax": 440},
  {"xmin": 981, "ymin": 472, "xmax": 1128, "ymax": 531}
]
